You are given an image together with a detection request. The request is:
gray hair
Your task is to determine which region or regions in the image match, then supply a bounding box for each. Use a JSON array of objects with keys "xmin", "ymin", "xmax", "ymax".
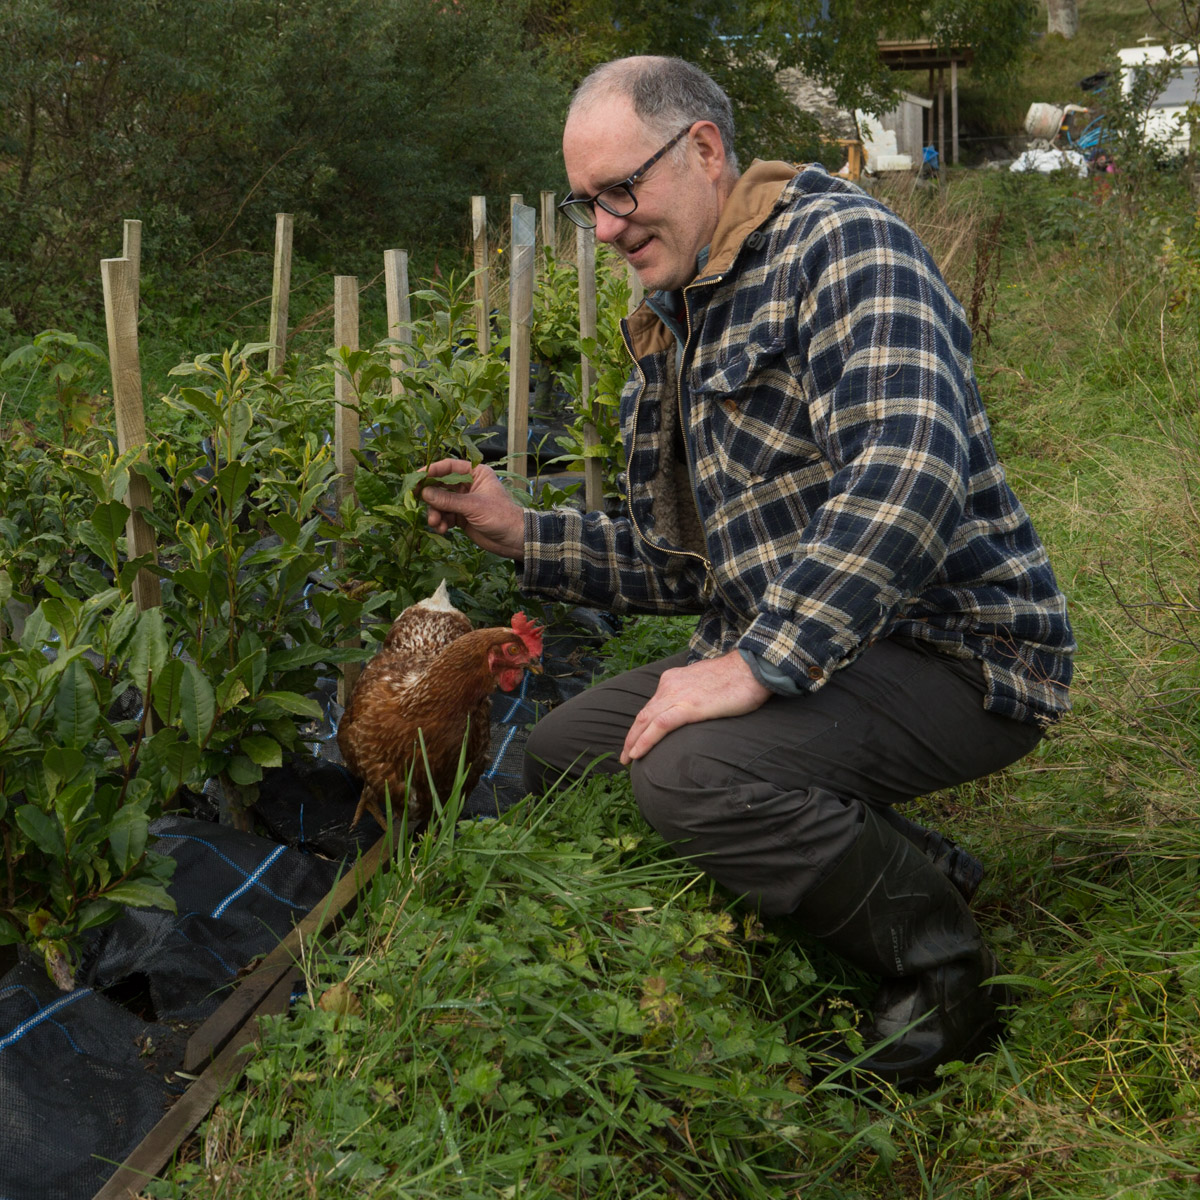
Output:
[{"xmin": 571, "ymin": 56, "xmax": 739, "ymax": 174}]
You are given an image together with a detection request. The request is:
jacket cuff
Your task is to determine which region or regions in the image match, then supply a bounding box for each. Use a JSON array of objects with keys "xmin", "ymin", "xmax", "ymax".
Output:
[
  {"xmin": 738, "ymin": 649, "xmax": 803, "ymax": 696},
  {"xmin": 739, "ymin": 611, "xmax": 848, "ymax": 693},
  {"xmin": 521, "ymin": 508, "xmax": 574, "ymax": 594}
]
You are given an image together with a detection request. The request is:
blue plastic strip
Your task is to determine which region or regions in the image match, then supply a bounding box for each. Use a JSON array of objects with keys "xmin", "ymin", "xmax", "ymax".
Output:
[
  {"xmin": 211, "ymin": 844, "xmax": 288, "ymax": 918},
  {"xmin": 482, "ymin": 723, "xmax": 521, "ymax": 780},
  {"xmin": 493, "ymin": 669, "xmax": 532, "ymax": 724},
  {"xmin": 153, "ymin": 833, "xmax": 308, "ymax": 913},
  {"xmin": 0, "ymin": 987, "xmax": 93, "ymax": 1055}
]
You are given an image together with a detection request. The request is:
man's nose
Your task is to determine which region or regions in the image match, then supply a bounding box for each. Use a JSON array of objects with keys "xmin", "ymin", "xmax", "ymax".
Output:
[{"xmin": 593, "ymin": 206, "xmax": 629, "ymax": 244}]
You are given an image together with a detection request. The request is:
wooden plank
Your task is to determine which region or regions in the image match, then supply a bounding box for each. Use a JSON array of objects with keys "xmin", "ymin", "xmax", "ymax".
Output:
[
  {"xmin": 122, "ymin": 220, "xmax": 142, "ymax": 298},
  {"xmin": 93, "ymin": 834, "xmax": 395, "ymax": 1198},
  {"xmin": 506, "ymin": 204, "xmax": 536, "ymax": 480},
  {"xmin": 576, "ymin": 225, "xmax": 603, "ymax": 513},
  {"xmin": 471, "ymin": 196, "xmax": 490, "ymax": 356},
  {"xmin": 333, "ymin": 275, "xmax": 361, "ymax": 707},
  {"xmin": 384, "ymin": 248, "xmax": 411, "ymax": 399},
  {"xmin": 92, "ymin": 966, "xmax": 302, "ymax": 1200},
  {"xmin": 268, "ymin": 213, "xmax": 294, "ymax": 372},
  {"xmin": 183, "ymin": 834, "xmax": 392, "ymax": 1072},
  {"xmin": 101, "ymin": 256, "xmax": 161, "ymax": 613}
]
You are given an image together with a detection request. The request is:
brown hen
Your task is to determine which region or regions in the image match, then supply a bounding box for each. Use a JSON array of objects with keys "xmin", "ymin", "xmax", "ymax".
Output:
[{"xmin": 336, "ymin": 581, "xmax": 543, "ymax": 830}]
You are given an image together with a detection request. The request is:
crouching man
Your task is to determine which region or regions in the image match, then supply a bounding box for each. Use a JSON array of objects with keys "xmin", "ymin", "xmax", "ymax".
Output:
[{"xmin": 422, "ymin": 55, "xmax": 1074, "ymax": 1089}]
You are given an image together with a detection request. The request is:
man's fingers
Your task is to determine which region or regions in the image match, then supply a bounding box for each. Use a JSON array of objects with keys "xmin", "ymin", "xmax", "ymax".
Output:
[
  {"xmin": 620, "ymin": 700, "xmax": 686, "ymax": 763},
  {"xmin": 423, "ymin": 457, "xmax": 474, "ymax": 479}
]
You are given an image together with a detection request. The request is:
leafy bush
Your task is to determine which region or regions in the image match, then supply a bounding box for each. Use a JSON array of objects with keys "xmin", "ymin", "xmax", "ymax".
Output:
[
  {"xmin": 329, "ymin": 272, "xmax": 520, "ymax": 625},
  {"xmin": 0, "ymin": 591, "xmax": 177, "ymax": 987}
]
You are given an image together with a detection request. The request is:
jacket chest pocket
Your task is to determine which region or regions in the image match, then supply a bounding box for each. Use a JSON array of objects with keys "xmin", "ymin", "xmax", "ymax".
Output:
[{"xmin": 689, "ymin": 338, "xmax": 821, "ymax": 486}]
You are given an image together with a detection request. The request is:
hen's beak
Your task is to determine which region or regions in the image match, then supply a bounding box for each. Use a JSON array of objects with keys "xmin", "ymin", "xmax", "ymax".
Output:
[{"xmin": 527, "ymin": 658, "xmax": 543, "ymax": 675}]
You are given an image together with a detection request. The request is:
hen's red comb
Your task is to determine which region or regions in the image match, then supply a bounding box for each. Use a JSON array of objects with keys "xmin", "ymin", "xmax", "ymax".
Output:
[{"xmin": 510, "ymin": 611, "xmax": 544, "ymax": 656}]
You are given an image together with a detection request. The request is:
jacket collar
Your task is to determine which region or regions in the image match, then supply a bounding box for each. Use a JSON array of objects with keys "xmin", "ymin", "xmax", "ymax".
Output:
[{"xmin": 706, "ymin": 158, "xmax": 799, "ymax": 276}]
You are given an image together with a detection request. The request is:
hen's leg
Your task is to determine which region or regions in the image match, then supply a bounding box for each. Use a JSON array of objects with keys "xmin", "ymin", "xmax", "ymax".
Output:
[{"xmin": 351, "ymin": 785, "xmax": 389, "ymax": 829}]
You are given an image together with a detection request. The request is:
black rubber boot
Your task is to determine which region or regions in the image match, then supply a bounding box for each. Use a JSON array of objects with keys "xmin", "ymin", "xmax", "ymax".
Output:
[
  {"xmin": 794, "ymin": 806, "xmax": 1011, "ymax": 1090},
  {"xmin": 876, "ymin": 806, "xmax": 985, "ymax": 904}
]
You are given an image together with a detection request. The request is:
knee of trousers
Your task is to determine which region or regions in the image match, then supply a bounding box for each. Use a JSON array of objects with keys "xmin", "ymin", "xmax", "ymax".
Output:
[
  {"xmin": 629, "ymin": 729, "xmax": 862, "ymax": 915},
  {"xmin": 629, "ymin": 726, "xmax": 856, "ymax": 850}
]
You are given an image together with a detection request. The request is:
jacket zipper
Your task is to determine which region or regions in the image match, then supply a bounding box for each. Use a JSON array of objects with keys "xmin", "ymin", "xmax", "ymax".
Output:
[{"xmin": 621, "ymin": 275, "xmax": 727, "ymax": 603}]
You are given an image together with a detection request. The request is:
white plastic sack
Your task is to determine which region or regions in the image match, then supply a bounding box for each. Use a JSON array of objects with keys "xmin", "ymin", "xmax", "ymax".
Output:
[{"xmin": 1009, "ymin": 148, "xmax": 1088, "ymax": 178}]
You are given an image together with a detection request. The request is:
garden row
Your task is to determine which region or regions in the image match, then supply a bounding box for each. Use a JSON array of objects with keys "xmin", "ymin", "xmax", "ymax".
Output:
[
  {"xmin": 0, "ymin": 193, "xmax": 643, "ymax": 1196},
  {"xmin": 1, "ymin": 190, "xmax": 638, "ymax": 979}
]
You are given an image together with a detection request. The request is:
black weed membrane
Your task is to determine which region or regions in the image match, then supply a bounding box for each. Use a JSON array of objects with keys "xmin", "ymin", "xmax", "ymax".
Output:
[
  {"xmin": 0, "ymin": 609, "xmax": 615, "ymax": 1199},
  {"xmin": 0, "ymin": 820, "xmax": 340, "ymax": 1200},
  {"xmin": 0, "ymin": 963, "xmax": 175, "ymax": 1200}
]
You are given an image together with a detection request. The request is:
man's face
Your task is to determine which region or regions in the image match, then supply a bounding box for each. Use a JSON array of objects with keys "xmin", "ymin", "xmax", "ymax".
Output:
[{"xmin": 563, "ymin": 92, "xmax": 726, "ymax": 292}]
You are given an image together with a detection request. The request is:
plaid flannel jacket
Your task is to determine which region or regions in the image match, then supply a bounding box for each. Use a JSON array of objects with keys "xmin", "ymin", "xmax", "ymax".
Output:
[{"xmin": 523, "ymin": 161, "xmax": 1074, "ymax": 727}]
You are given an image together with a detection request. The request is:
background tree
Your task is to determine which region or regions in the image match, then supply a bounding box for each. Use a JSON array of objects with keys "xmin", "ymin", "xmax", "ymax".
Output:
[
  {"xmin": 1, "ymin": 0, "xmax": 1036, "ymax": 339},
  {"xmin": 0, "ymin": 0, "xmax": 567, "ymax": 331}
]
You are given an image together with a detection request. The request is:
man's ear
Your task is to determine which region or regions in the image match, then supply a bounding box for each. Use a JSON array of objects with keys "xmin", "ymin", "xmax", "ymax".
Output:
[{"xmin": 691, "ymin": 120, "xmax": 728, "ymax": 182}]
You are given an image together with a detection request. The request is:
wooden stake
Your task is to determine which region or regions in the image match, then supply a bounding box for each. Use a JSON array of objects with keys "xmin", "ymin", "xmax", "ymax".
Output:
[
  {"xmin": 576, "ymin": 225, "xmax": 603, "ymax": 513},
  {"xmin": 333, "ymin": 276, "xmax": 362, "ymax": 706},
  {"xmin": 471, "ymin": 196, "xmax": 490, "ymax": 355},
  {"xmin": 627, "ymin": 260, "xmax": 644, "ymax": 313},
  {"xmin": 268, "ymin": 213, "xmax": 294, "ymax": 372},
  {"xmin": 937, "ymin": 66, "xmax": 946, "ymax": 170},
  {"xmin": 509, "ymin": 193, "xmax": 524, "ymax": 254},
  {"xmin": 539, "ymin": 190, "xmax": 556, "ymax": 271},
  {"xmin": 122, "ymin": 220, "xmax": 141, "ymax": 298},
  {"xmin": 101, "ymin": 256, "xmax": 161, "ymax": 613},
  {"xmin": 507, "ymin": 203, "xmax": 535, "ymax": 480},
  {"xmin": 539, "ymin": 191, "xmax": 556, "ymax": 246},
  {"xmin": 384, "ymin": 248, "xmax": 411, "ymax": 399},
  {"xmin": 951, "ymin": 58, "xmax": 959, "ymax": 166}
]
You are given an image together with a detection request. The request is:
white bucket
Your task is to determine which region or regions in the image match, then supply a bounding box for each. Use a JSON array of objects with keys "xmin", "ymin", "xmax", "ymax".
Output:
[{"xmin": 1025, "ymin": 102, "xmax": 1064, "ymax": 140}]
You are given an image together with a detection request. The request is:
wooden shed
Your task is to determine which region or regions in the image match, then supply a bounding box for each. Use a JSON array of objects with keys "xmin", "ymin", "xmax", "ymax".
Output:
[{"xmin": 875, "ymin": 39, "xmax": 974, "ymax": 165}]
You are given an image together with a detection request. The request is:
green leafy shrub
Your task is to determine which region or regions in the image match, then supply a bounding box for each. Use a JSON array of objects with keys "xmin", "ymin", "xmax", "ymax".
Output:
[
  {"xmin": 0, "ymin": 434, "xmax": 100, "ymax": 604},
  {"xmin": 551, "ymin": 246, "xmax": 633, "ymax": 502},
  {"xmin": 330, "ymin": 273, "xmax": 519, "ymax": 623},
  {"xmin": 132, "ymin": 344, "xmax": 372, "ymax": 824},
  {"xmin": 0, "ymin": 590, "xmax": 177, "ymax": 987},
  {"xmin": 0, "ymin": 328, "xmax": 109, "ymax": 443}
]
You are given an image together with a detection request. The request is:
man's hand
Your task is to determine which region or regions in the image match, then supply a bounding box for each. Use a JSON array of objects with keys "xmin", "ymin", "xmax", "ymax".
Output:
[
  {"xmin": 421, "ymin": 459, "xmax": 526, "ymax": 560},
  {"xmin": 621, "ymin": 651, "xmax": 771, "ymax": 764}
]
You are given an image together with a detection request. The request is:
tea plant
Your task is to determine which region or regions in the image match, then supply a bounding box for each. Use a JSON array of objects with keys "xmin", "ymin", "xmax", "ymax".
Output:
[
  {"xmin": 530, "ymin": 246, "xmax": 585, "ymax": 413},
  {"xmin": 0, "ymin": 433, "xmax": 100, "ymax": 604},
  {"xmin": 131, "ymin": 344, "xmax": 372, "ymax": 826},
  {"xmin": 550, "ymin": 246, "xmax": 632, "ymax": 501},
  {"xmin": 0, "ymin": 590, "xmax": 178, "ymax": 987},
  {"xmin": 330, "ymin": 273, "xmax": 514, "ymax": 621}
]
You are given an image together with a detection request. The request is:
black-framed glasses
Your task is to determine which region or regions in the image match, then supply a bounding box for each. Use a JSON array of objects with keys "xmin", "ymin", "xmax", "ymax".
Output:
[{"xmin": 558, "ymin": 124, "xmax": 694, "ymax": 230}]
